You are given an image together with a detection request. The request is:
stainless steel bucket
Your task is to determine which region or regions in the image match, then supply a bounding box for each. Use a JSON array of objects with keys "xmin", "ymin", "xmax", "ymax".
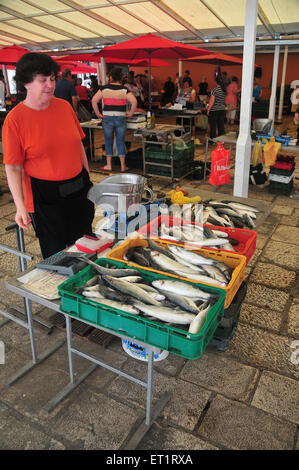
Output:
[{"xmin": 87, "ymin": 173, "xmax": 154, "ymax": 212}]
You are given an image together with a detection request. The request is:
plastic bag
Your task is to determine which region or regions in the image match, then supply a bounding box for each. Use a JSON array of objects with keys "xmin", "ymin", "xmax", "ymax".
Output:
[
  {"xmin": 209, "ymin": 142, "xmax": 231, "ymax": 186},
  {"xmin": 263, "ymin": 136, "xmax": 281, "ymax": 167},
  {"xmin": 252, "ymin": 139, "xmax": 263, "ymax": 166}
]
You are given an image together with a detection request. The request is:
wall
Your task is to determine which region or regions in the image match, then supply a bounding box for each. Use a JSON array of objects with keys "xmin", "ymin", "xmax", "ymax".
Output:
[{"xmin": 131, "ymin": 51, "xmax": 299, "ymax": 101}]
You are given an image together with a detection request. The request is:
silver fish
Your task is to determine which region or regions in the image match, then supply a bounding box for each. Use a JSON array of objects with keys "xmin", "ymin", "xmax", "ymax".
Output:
[
  {"xmin": 188, "ymin": 304, "xmax": 211, "ymax": 335},
  {"xmin": 175, "ymin": 270, "xmax": 226, "ymax": 286},
  {"xmin": 73, "ymin": 255, "xmax": 140, "ymax": 277},
  {"xmin": 201, "ymin": 264, "xmax": 228, "ymax": 284},
  {"xmin": 90, "ymin": 297, "xmax": 139, "ymax": 315},
  {"xmin": 211, "ymin": 229, "xmax": 229, "ymax": 238},
  {"xmin": 82, "ymin": 290, "xmax": 105, "ymax": 299},
  {"xmin": 134, "ymin": 302, "xmax": 196, "ymax": 324},
  {"xmin": 159, "ymin": 289, "xmax": 202, "ymax": 314},
  {"xmin": 150, "ymin": 251, "xmax": 200, "ymax": 274},
  {"xmin": 152, "ymin": 279, "xmax": 214, "ymax": 300},
  {"xmin": 103, "ymin": 275, "xmax": 161, "ymax": 306},
  {"xmin": 171, "ymin": 252, "xmax": 205, "ymax": 273},
  {"xmin": 223, "ymin": 201, "xmax": 259, "ymax": 213},
  {"xmin": 168, "ymin": 244, "xmax": 217, "ymax": 265}
]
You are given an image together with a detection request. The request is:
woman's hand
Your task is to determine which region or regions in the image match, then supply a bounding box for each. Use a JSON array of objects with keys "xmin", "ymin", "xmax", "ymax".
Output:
[{"xmin": 15, "ymin": 206, "xmax": 31, "ymax": 230}]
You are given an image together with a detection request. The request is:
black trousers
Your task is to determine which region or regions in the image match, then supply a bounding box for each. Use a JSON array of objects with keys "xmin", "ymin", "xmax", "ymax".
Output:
[
  {"xmin": 30, "ymin": 168, "xmax": 94, "ymax": 259},
  {"xmin": 209, "ymin": 110, "xmax": 225, "ymax": 139}
]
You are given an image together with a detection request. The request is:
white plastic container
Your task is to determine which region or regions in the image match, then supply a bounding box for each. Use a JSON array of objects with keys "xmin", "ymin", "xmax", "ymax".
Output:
[{"xmin": 122, "ymin": 339, "xmax": 169, "ymax": 362}]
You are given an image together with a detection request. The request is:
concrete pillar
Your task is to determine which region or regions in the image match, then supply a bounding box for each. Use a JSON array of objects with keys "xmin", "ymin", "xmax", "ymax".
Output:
[
  {"xmin": 178, "ymin": 59, "xmax": 182, "ymax": 77},
  {"xmin": 233, "ymin": 0, "xmax": 258, "ymax": 198},
  {"xmin": 268, "ymin": 45, "xmax": 280, "ymax": 126},
  {"xmin": 277, "ymin": 46, "xmax": 288, "ymax": 122},
  {"xmin": 101, "ymin": 57, "xmax": 106, "ymax": 85},
  {"xmin": 96, "ymin": 62, "xmax": 101, "ymax": 85}
]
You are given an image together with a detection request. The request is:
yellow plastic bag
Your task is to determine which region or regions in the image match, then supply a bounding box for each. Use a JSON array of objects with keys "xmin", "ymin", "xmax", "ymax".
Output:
[
  {"xmin": 263, "ymin": 136, "xmax": 281, "ymax": 167},
  {"xmin": 252, "ymin": 139, "xmax": 262, "ymax": 166},
  {"xmin": 171, "ymin": 191, "xmax": 201, "ymax": 205}
]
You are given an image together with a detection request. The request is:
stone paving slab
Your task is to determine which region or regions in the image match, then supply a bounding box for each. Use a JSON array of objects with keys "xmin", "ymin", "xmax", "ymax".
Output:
[
  {"xmin": 53, "ymin": 387, "xmax": 139, "ymax": 450},
  {"xmin": 198, "ymin": 395, "xmax": 297, "ymax": 450},
  {"xmin": 0, "ymin": 203, "xmax": 16, "ymax": 217},
  {"xmin": 260, "ymin": 240, "xmax": 299, "ymax": 269},
  {"xmin": 137, "ymin": 423, "xmax": 218, "ymax": 451},
  {"xmin": 228, "ymin": 323, "xmax": 299, "ymax": 379},
  {"xmin": 250, "ymin": 262, "xmax": 297, "ymax": 289},
  {"xmin": 245, "ymin": 283, "xmax": 290, "ymax": 311},
  {"xmin": 0, "ymin": 321, "xmax": 65, "ymax": 358},
  {"xmin": 251, "ymin": 371, "xmax": 299, "ymax": 424},
  {"xmin": 280, "ymin": 215, "xmax": 299, "ymax": 227},
  {"xmin": 286, "ymin": 302, "xmax": 299, "ymax": 337},
  {"xmin": 0, "ymin": 253, "xmax": 38, "ymax": 275},
  {"xmin": 239, "ymin": 303, "xmax": 283, "ymax": 332},
  {"xmin": 271, "ymin": 225, "xmax": 299, "ymax": 245},
  {"xmin": 255, "ymin": 235, "xmax": 269, "ymax": 250},
  {"xmin": 0, "ymin": 275, "xmax": 44, "ymax": 313},
  {"xmin": 0, "ymin": 402, "xmax": 65, "ymax": 450},
  {"xmin": 271, "ymin": 204, "xmax": 295, "ymax": 215},
  {"xmin": 107, "ymin": 358, "xmax": 212, "ymax": 431},
  {"xmin": 179, "ymin": 350, "xmax": 258, "ymax": 402}
]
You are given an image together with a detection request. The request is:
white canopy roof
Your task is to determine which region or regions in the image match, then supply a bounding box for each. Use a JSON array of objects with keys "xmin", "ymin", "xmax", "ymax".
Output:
[{"xmin": 0, "ymin": 0, "xmax": 298, "ymax": 53}]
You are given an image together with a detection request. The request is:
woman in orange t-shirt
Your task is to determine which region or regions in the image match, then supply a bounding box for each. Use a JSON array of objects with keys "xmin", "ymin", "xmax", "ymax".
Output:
[{"xmin": 3, "ymin": 53, "xmax": 94, "ymax": 258}]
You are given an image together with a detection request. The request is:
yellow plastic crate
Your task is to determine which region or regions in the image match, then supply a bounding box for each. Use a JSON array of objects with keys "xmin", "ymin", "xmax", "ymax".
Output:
[{"xmin": 106, "ymin": 236, "xmax": 246, "ymax": 308}]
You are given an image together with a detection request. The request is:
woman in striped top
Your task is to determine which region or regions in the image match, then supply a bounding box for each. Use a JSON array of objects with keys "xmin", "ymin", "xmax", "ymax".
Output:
[
  {"xmin": 91, "ymin": 68, "xmax": 137, "ymax": 172},
  {"xmin": 207, "ymin": 75, "xmax": 227, "ymax": 139}
]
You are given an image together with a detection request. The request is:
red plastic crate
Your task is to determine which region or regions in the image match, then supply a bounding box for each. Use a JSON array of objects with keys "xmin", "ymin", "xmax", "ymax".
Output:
[{"xmin": 137, "ymin": 214, "xmax": 257, "ymax": 265}]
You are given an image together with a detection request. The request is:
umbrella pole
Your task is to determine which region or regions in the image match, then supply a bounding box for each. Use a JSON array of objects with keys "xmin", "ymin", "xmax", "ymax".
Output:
[{"xmin": 148, "ymin": 50, "xmax": 152, "ymax": 112}]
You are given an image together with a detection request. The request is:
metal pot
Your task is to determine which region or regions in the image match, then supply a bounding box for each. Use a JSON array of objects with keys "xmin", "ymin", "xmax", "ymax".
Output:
[{"xmin": 87, "ymin": 173, "xmax": 154, "ymax": 212}]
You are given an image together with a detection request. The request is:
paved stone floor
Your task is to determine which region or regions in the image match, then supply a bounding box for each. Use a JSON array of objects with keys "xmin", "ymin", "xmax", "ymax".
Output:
[{"xmin": 0, "ymin": 121, "xmax": 298, "ymax": 451}]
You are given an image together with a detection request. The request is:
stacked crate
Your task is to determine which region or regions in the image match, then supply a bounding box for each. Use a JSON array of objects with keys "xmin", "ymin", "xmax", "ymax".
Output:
[
  {"xmin": 268, "ymin": 155, "xmax": 295, "ymax": 196},
  {"xmin": 145, "ymin": 142, "xmax": 195, "ymax": 178},
  {"xmin": 208, "ymin": 281, "xmax": 248, "ymax": 351}
]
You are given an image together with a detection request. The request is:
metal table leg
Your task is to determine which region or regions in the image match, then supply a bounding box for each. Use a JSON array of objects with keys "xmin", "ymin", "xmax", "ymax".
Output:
[
  {"xmin": 204, "ymin": 137, "xmax": 210, "ymax": 181},
  {"xmin": 1, "ymin": 306, "xmax": 64, "ymax": 386},
  {"xmin": 43, "ymin": 314, "xmax": 171, "ymax": 449}
]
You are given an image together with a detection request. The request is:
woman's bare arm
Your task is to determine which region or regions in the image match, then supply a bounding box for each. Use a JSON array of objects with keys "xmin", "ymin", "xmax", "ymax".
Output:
[
  {"xmin": 91, "ymin": 89, "xmax": 103, "ymax": 118},
  {"xmin": 5, "ymin": 164, "xmax": 31, "ymax": 230}
]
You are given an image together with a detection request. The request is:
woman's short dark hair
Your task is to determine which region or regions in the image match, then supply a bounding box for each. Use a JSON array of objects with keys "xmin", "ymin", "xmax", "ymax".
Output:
[
  {"xmin": 14, "ymin": 52, "xmax": 60, "ymax": 92},
  {"xmin": 110, "ymin": 67, "xmax": 123, "ymax": 82},
  {"xmin": 183, "ymin": 77, "xmax": 192, "ymax": 86},
  {"xmin": 231, "ymin": 76, "xmax": 238, "ymax": 83},
  {"xmin": 216, "ymin": 74, "xmax": 226, "ymax": 93}
]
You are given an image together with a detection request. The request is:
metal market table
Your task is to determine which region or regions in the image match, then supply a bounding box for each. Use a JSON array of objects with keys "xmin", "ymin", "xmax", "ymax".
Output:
[
  {"xmin": 4, "ymin": 266, "xmax": 171, "ymax": 450},
  {"xmin": 137, "ymin": 123, "xmax": 194, "ymax": 182}
]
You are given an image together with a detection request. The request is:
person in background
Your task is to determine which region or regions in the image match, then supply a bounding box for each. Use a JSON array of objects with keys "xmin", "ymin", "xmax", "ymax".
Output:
[
  {"xmin": 91, "ymin": 67, "xmax": 137, "ymax": 173},
  {"xmin": 135, "ymin": 75, "xmax": 145, "ymax": 109},
  {"xmin": 75, "ymin": 77, "xmax": 90, "ymax": 111},
  {"xmin": 3, "ymin": 52, "xmax": 94, "ymax": 259},
  {"xmin": 183, "ymin": 70, "xmax": 192, "ymax": 87},
  {"xmin": 54, "ymin": 68, "xmax": 78, "ymax": 114},
  {"xmin": 161, "ymin": 76, "xmax": 175, "ymax": 106},
  {"xmin": 176, "ymin": 78, "xmax": 196, "ymax": 137},
  {"xmin": 225, "ymin": 76, "xmax": 240, "ymax": 125},
  {"xmin": 124, "ymin": 71, "xmax": 144, "ymax": 110},
  {"xmin": 89, "ymin": 75, "xmax": 100, "ymax": 97},
  {"xmin": 198, "ymin": 76, "xmax": 208, "ymax": 102},
  {"xmin": 176, "ymin": 78, "xmax": 196, "ymax": 106},
  {"xmin": 207, "ymin": 74, "xmax": 227, "ymax": 139},
  {"xmin": 253, "ymin": 79, "xmax": 262, "ymax": 102}
]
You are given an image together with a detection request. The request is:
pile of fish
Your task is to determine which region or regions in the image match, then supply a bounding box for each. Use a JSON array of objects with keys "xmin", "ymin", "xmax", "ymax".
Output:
[
  {"xmin": 74, "ymin": 256, "xmax": 221, "ymax": 335},
  {"xmin": 154, "ymin": 221, "xmax": 238, "ymax": 252},
  {"xmin": 122, "ymin": 238, "xmax": 232, "ymax": 287},
  {"xmin": 166, "ymin": 199, "xmax": 259, "ymax": 230}
]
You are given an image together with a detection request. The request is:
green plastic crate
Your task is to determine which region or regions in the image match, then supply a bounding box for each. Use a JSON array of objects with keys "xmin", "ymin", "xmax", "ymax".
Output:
[
  {"xmin": 58, "ymin": 258, "xmax": 225, "ymax": 360},
  {"xmin": 145, "ymin": 143, "xmax": 195, "ymax": 162},
  {"xmin": 145, "ymin": 161, "xmax": 194, "ymax": 178}
]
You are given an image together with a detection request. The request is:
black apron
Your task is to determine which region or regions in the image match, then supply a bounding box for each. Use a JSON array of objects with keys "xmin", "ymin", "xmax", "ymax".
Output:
[{"xmin": 30, "ymin": 167, "xmax": 94, "ymax": 259}]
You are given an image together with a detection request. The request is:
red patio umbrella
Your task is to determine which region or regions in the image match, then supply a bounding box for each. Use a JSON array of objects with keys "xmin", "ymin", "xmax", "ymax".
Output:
[
  {"xmin": 97, "ymin": 33, "xmax": 209, "ymax": 109},
  {"xmin": 56, "ymin": 60, "xmax": 97, "ymax": 74},
  {"xmin": 130, "ymin": 58, "xmax": 171, "ymax": 67},
  {"xmin": 0, "ymin": 45, "xmax": 29, "ymax": 64},
  {"xmin": 182, "ymin": 52, "xmax": 245, "ymax": 66}
]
